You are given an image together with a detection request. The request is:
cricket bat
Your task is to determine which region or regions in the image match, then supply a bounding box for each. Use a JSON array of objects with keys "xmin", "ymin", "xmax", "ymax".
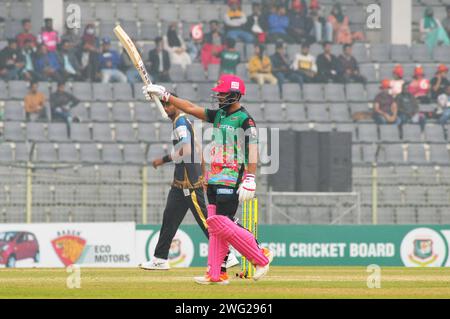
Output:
[{"xmin": 113, "ymin": 25, "xmax": 168, "ymax": 120}]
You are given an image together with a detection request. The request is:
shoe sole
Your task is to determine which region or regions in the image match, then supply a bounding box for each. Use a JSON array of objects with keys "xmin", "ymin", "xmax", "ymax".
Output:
[
  {"xmin": 253, "ymin": 250, "xmax": 274, "ymax": 281},
  {"xmin": 139, "ymin": 265, "xmax": 170, "ymax": 271},
  {"xmin": 194, "ymin": 277, "xmax": 230, "ymax": 285}
]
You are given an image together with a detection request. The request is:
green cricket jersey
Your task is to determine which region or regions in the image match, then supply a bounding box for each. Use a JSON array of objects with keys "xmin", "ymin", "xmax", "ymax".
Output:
[
  {"xmin": 220, "ymin": 50, "xmax": 241, "ymax": 75},
  {"xmin": 205, "ymin": 106, "xmax": 258, "ymax": 187}
]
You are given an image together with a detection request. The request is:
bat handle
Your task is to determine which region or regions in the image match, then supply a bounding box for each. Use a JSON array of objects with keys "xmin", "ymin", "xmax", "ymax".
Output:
[{"xmin": 152, "ymin": 94, "xmax": 169, "ymax": 120}]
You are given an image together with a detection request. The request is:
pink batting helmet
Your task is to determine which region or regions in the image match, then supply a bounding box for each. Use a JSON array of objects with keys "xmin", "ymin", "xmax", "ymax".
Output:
[{"xmin": 211, "ymin": 74, "xmax": 246, "ymax": 96}]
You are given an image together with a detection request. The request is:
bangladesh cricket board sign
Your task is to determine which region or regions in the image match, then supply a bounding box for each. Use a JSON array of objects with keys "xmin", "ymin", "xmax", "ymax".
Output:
[{"xmin": 136, "ymin": 225, "xmax": 450, "ymax": 267}]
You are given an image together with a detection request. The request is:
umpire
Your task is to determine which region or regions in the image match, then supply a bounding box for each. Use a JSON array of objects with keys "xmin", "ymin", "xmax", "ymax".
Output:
[{"xmin": 139, "ymin": 94, "xmax": 238, "ymax": 270}]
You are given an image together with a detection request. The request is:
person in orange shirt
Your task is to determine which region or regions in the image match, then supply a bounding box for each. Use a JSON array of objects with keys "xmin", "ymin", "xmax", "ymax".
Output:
[
  {"xmin": 408, "ymin": 66, "xmax": 431, "ymax": 103},
  {"xmin": 248, "ymin": 44, "xmax": 277, "ymax": 85},
  {"xmin": 24, "ymin": 81, "xmax": 47, "ymax": 121}
]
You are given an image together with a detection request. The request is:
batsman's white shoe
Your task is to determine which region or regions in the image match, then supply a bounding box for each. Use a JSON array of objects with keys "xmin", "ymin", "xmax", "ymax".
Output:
[
  {"xmin": 194, "ymin": 273, "xmax": 229, "ymax": 285},
  {"xmin": 139, "ymin": 258, "xmax": 170, "ymax": 270},
  {"xmin": 253, "ymin": 248, "xmax": 274, "ymax": 281},
  {"xmin": 225, "ymin": 252, "xmax": 240, "ymax": 268}
]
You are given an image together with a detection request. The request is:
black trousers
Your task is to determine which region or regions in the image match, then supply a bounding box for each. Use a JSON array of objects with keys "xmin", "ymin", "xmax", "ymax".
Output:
[
  {"xmin": 154, "ymin": 186, "xmax": 209, "ymax": 260},
  {"xmin": 206, "ymin": 184, "xmax": 239, "ymax": 219}
]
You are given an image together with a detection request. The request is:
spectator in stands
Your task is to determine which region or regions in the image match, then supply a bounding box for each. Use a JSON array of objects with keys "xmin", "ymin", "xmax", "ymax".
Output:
[
  {"xmin": 38, "ymin": 18, "xmax": 60, "ymax": 52},
  {"xmin": 420, "ymin": 7, "xmax": 450, "ymax": 52},
  {"xmin": 148, "ymin": 36, "xmax": 171, "ymax": 83},
  {"xmin": 310, "ymin": 5, "xmax": 333, "ymax": 43},
  {"xmin": 219, "ymin": 38, "xmax": 241, "ymax": 75},
  {"xmin": 34, "ymin": 43, "xmax": 63, "ymax": 82},
  {"xmin": 396, "ymin": 82, "xmax": 425, "ymax": 130},
  {"xmin": 164, "ymin": 23, "xmax": 192, "ymax": 71},
  {"xmin": 267, "ymin": 5, "xmax": 293, "ymax": 43},
  {"xmin": 430, "ymin": 64, "xmax": 449, "ymax": 100},
  {"xmin": 59, "ymin": 39, "xmax": 82, "ymax": 81},
  {"xmin": 76, "ymin": 24, "xmax": 100, "ymax": 82},
  {"xmin": 98, "ymin": 37, "xmax": 127, "ymax": 83},
  {"xmin": 327, "ymin": 3, "xmax": 364, "ymax": 44},
  {"xmin": 186, "ymin": 25, "xmax": 203, "ymax": 63},
  {"xmin": 21, "ymin": 39, "xmax": 38, "ymax": 81},
  {"xmin": 338, "ymin": 43, "xmax": 366, "ymax": 84},
  {"xmin": 120, "ymin": 39, "xmax": 143, "ymax": 84},
  {"xmin": 288, "ymin": 0, "xmax": 315, "ymax": 45},
  {"xmin": 61, "ymin": 24, "xmax": 81, "ymax": 49},
  {"xmin": 271, "ymin": 41, "xmax": 303, "ymax": 95},
  {"xmin": 24, "ymin": 81, "xmax": 47, "ymax": 121},
  {"xmin": 442, "ymin": 5, "xmax": 450, "ymax": 38},
  {"xmin": 245, "ymin": 2, "xmax": 268, "ymax": 44},
  {"xmin": 0, "ymin": 38, "xmax": 26, "ymax": 81},
  {"xmin": 291, "ymin": 42, "xmax": 317, "ymax": 83},
  {"xmin": 373, "ymin": 79, "xmax": 400, "ymax": 125},
  {"xmin": 390, "ymin": 64, "xmax": 405, "ymax": 97},
  {"xmin": 248, "ymin": 44, "xmax": 277, "ymax": 85},
  {"xmin": 408, "ymin": 65, "xmax": 430, "ymax": 104},
  {"xmin": 50, "ymin": 81, "xmax": 81, "ymax": 135},
  {"xmin": 80, "ymin": 23, "xmax": 99, "ymax": 49},
  {"xmin": 201, "ymin": 20, "xmax": 225, "ymax": 70},
  {"xmin": 16, "ymin": 19, "xmax": 37, "ymax": 49},
  {"xmin": 316, "ymin": 41, "xmax": 340, "ymax": 83},
  {"xmin": 436, "ymin": 84, "xmax": 450, "ymax": 125},
  {"xmin": 224, "ymin": 0, "xmax": 254, "ymax": 44}
]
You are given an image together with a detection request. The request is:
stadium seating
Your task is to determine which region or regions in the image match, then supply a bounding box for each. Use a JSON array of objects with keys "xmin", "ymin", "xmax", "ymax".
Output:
[{"xmin": 1, "ymin": 0, "xmax": 450, "ymax": 224}]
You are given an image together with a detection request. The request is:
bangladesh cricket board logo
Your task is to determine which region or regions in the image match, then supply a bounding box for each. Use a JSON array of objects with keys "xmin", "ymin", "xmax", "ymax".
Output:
[
  {"xmin": 400, "ymin": 228, "xmax": 448, "ymax": 267},
  {"xmin": 146, "ymin": 229, "xmax": 194, "ymax": 267},
  {"xmin": 51, "ymin": 230, "xmax": 86, "ymax": 266}
]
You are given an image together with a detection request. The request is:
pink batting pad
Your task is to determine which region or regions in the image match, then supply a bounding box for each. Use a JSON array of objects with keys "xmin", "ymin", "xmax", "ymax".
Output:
[
  {"xmin": 207, "ymin": 215, "xmax": 269, "ymax": 267},
  {"xmin": 206, "ymin": 205, "xmax": 228, "ymax": 281}
]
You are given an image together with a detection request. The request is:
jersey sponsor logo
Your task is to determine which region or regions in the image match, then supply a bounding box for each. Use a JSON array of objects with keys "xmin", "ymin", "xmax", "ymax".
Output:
[
  {"xmin": 248, "ymin": 119, "xmax": 255, "ymax": 127},
  {"xmin": 216, "ymin": 188, "xmax": 234, "ymax": 195}
]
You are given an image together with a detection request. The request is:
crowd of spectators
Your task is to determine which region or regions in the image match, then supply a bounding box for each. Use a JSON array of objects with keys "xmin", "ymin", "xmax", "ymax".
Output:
[
  {"xmin": 245, "ymin": 41, "xmax": 367, "ymax": 90},
  {"xmin": 372, "ymin": 64, "xmax": 450, "ymax": 128},
  {"xmin": 0, "ymin": 0, "xmax": 370, "ymax": 86},
  {"xmin": 1, "ymin": 1, "xmax": 449, "ymax": 132}
]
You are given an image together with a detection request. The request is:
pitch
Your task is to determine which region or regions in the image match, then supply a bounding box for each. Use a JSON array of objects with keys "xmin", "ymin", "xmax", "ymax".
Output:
[{"xmin": 0, "ymin": 267, "xmax": 450, "ymax": 299}]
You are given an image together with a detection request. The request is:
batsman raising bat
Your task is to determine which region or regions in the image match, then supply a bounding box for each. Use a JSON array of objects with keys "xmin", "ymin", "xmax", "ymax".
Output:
[
  {"xmin": 115, "ymin": 26, "xmax": 239, "ymax": 270},
  {"xmin": 143, "ymin": 74, "xmax": 274, "ymax": 285},
  {"xmin": 139, "ymin": 93, "xmax": 239, "ymax": 270}
]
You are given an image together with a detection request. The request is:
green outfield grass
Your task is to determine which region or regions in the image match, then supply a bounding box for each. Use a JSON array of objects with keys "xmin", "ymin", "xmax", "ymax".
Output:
[{"xmin": 0, "ymin": 267, "xmax": 450, "ymax": 299}]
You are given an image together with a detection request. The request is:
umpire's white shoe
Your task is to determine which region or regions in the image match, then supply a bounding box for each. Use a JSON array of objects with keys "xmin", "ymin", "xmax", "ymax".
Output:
[
  {"xmin": 225, "ymin": 252, "xmax": 240, "ymax": 269},
  {"xmin": 253, "ymin": 248, "xmax": 274, "ymax": 281},
  {"xmin": 139, "ymin": 258, "xmax": 170, "ymax": 270}
]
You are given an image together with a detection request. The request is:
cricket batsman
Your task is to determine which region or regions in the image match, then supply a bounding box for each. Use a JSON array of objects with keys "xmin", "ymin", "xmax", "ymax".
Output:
[
  {"xmin": 143, "ymin": 74, "xmax": 273, "ymax": 284},
  {"xmin": 139, "ymin": 93, "xmax": 239, "ymax": 270}
]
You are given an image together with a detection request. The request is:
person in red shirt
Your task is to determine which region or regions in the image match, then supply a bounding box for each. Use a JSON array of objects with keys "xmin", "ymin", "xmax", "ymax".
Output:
[
  {"xmin": 390, "ymin": 64, "xmax": 405, "ymax": 97},
  {"xmin": 16, "ymin": 19, "xmax": 37, "ymax": 49},
  {"xmin": 409, "ymin": 65, "xmax": 431, "ymax": 103}
]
